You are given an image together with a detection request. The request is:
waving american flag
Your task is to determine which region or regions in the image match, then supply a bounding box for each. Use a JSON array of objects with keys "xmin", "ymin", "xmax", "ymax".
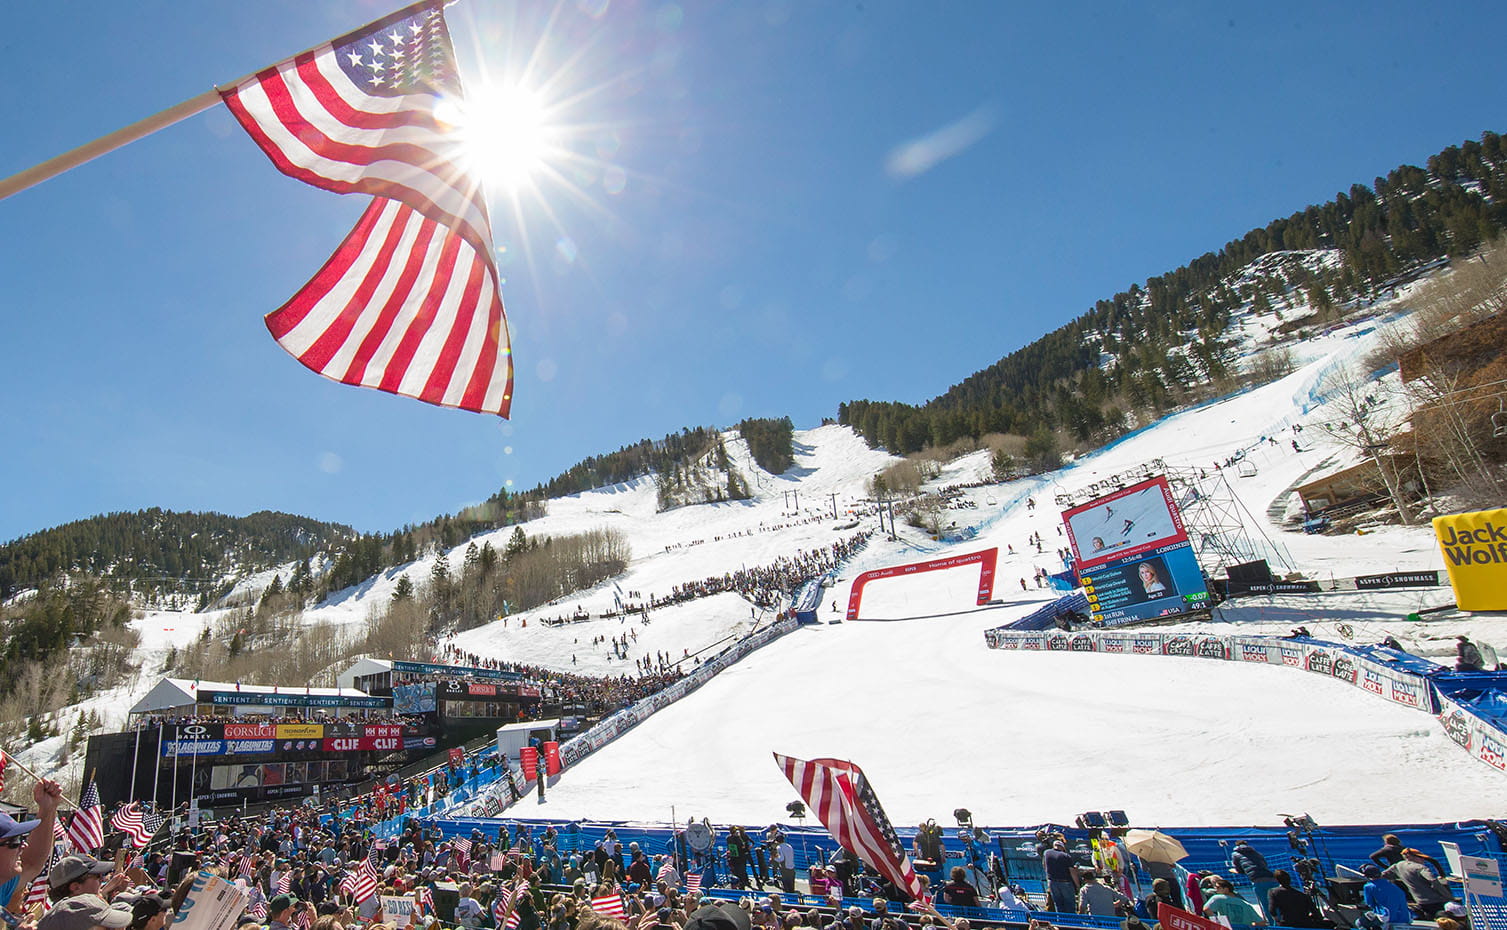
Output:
[
  {"xmin": 64, "ymin": 781, "xmax": 104, "ymax": 853},
  {"xmin": 773, "ymin": 753, "xmax": 925, "ymax": 901},
  {"xmin": 219, "ymin": 0, "xmax": 513, "ymax": 418}
]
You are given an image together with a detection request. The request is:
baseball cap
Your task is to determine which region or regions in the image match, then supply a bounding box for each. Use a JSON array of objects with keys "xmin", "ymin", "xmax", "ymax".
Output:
[
  {"xmin": 49, "ymin": 854, "xmax": 114, "ymax": 890},
  {"xmin": 0, "ymin": 811, "xmax": 41, "ymax": 842},
  {"xmin": 37, "ymin": 894, "xmax": 133, "ymax": 930},
  {"xmin": 269, "ymin": 893, "xmax": 299, "ymax": 914},
  {"xmin": 687, "ymin": 902, "xmax": 753, "ymax": 930}
]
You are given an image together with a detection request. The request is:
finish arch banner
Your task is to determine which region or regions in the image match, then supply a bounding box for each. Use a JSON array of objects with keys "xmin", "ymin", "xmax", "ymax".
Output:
[
  {"xmin": 846, "ymin": 548, "xmax": 996, "ymax": 620},
  {"xmin": 1434, "ymin": 508, "xmax": 1507, "ymax": 610}
]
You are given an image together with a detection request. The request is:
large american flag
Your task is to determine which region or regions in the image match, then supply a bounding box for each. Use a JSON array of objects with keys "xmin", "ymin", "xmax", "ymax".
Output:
[
  {"xmin": 340, "ymin": 850, "xmax": 381, "ymax": 902},
  {"xmin": 773, "ymin": 754, "xmax": 925, "ymax": 901},
  {"xmin": 590, "ymin": 894, "xmax": 625, "ymax": 919},
  {"xmin": 219, "ymin": 0, "xmax": 513, "ymax": 418},
  {"xmin": 110, "ymin": 802, "xmax": 165, "ymax": 848},
  {"xmin": 65, "ymin": 781, "xmax": 104, "ymax": 853},
  {"xmin": 491, "ymin": 886, "xmax": 522, "ymax": 930}
]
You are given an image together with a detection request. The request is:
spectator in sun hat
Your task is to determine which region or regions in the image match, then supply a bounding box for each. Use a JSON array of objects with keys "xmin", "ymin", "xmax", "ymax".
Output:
[{"xmin": 36, "ymin": 894, "xmax": 134, "ymax": 930}]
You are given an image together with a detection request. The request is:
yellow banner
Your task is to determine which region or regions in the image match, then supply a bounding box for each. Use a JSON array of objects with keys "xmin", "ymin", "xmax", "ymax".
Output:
[
  {"xmin": 275, "ymin": 724, "xmax": 324, "ymax": 739},
  {"xmin": 1434, "ymin": 507, "xmax": 1507, "ymax": 611}
]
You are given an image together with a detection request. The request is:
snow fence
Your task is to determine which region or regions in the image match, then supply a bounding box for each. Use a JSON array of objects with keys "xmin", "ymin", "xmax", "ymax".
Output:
[{"xmin": 983, "ymin": 627, "xmax": 1507, "ymax": 779}]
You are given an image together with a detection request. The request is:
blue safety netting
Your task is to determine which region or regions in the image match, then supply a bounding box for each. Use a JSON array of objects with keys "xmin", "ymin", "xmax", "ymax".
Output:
[{"xmin": 1001, "ymin": 593, "xmax": 1088, "ymax": 631}]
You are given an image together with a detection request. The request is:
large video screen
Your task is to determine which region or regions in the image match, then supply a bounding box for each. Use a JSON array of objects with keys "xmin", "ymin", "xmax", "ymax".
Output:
[
  {"xmin": 1080, "ymin": 543, "xmax": 1210, "ymax": 626},
  {"xmin": 1062, "ymin": 476, "xmax": 1188, "ymax": 571}
]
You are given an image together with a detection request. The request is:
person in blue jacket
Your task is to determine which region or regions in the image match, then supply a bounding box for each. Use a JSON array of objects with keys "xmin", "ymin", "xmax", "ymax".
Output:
[{"xmin": 1361, "ymin": 864, "xmax": 1411, "ymax": 929}]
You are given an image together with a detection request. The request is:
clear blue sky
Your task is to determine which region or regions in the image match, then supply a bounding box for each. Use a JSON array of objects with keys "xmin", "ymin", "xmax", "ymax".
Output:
[{"xmin": 2, "ymin": 1, "xmax": 1503, "ymax": 543}]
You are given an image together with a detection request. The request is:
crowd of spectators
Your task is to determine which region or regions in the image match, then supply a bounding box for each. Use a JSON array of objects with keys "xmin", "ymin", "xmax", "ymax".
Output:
[
  {"xmin": 652, "ymin": 532, "xmax": 870, "ymax": 611},
  {"xmin": 0, "ymin": 758, "xmax": 1478, "ymax": 930}
]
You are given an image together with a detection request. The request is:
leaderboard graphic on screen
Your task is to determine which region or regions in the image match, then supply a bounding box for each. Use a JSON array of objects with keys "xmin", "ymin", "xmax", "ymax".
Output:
[{"xmin": 1061, "ymin": 476, "xmax": 1210, "ymax": 626}]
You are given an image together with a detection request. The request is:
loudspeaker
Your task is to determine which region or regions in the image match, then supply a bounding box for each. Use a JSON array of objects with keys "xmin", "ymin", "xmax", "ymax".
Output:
[
  {"xmin": 1227, "ymin": 560, "xmax": 1272, "ymax": 584},
  {"xmin": 432, "ymin": 882, "xmax": 460, "ymax": 921}
]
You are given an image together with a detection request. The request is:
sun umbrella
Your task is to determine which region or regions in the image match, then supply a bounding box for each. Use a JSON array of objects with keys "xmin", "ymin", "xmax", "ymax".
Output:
[{"xmin": 1123, "ymin": 829, "xmax": 1188, "ymax": 864}]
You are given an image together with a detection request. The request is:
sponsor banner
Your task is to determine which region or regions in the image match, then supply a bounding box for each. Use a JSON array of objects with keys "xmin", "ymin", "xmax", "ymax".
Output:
[
  {"xmin": 1355, "ymin": 570, "xmax": 1441, "ymax": 590},
  {"xmin": 1434, "ymin": 508, "xmax": 1507, "ymax": 611},
  {"xmin": 519, "ymin": 685, "xmax": 541, "ymax": 698},
  {"xmin": 403, "ymin": 736, "xmax": 437, "ymax": 751},
  {"xmin": 162, "ymin": 740, "xmax": 225, "ymax": 757},
  {"xmin": 1163, "ymin": 636, "xmax": 1195, "ymax": 657},
  {"xmin": 1017, "ymin": 632, "xmax": 1046, "ymax": 650},
  {"xmin": 1069, "ymin": 634, "xmax": 1098, "ymax": 652},
  {"xmin": 1437, "ymin": 694, "xmax": 1475, "ymax": 752},
  {"xmin": 1359, "ymin": 667, "xmax": 1388, "ymax": 698},
  {"xmin": 1330, "ymin": 653, "xmax": 1358, "ymax": 684},
  {"xmin": 1304, "ymin": 646, "xmax": 1335, "ymax": 676},
  {"xmin": 1132, "ymin": 635, "xmax": 1163, "ymax": 655},
  {"xmin": 223, "ymin": 724, "xmax": 275, "ymax": 739},
  {"xmin": 1046, "ymin": 633, "xmax": 1071, "ymax": 651},
  {"xmin": 448, "ymin": 747, "xmax": 465, "ymax": 765},
  {"xmin": 1099, "ymin": 634, "xmax": 1131, "ymax": 654},
  {"xmin": 391, "ymin": 660, "xmax": 523, "ymax": 682},
  {"xmin": 520, "ymin": 746, "xmax": 538, "ymax": 781},
  {"xmin": 276, "ymin": 724, "xmax": 324, "ymax": 739},
  {"xmin": 1234, "ymin": 639, "xmax": 1274, "ymax": 664},
  {"xmin": 1479, "ymin": 731, "xmax": 1507, "ymax": 771},
  {"xmin": 1194, "ymin": 636, "xmax": 1228, "ymax": 660},
  {"xmin": 1224, "ymin": 580, "xmax": 1323, "ymax": 596},
  {"xmin": 467, "ymin": 683, "xmax": 498, "ymax": 697},
  {"xmin": 277, "ymin": 739, "xmax": 322, "ymax": 753},
  {"xmin": 1280, "ymin": 646, "xmax": 1303, "ymax": 667},
  {"xmin": 205, "ymin": 691, "xmax": 388, "ymax": 708},
  {"xmin": 226, "ymin": 740, "xmax": 276, "ymax": 754},
  {"xmin": 323, "ymin": 736, "xmax": 401, "ymax": 752},
  {"xmin": 364, "ymin": 724, "xmax": 402, "ymax": 738}
]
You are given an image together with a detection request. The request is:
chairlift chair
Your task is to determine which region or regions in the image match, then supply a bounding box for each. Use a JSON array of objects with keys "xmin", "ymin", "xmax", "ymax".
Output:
[
  {"xmin": 1493, "ymin": 399, "xmax": 1507, "ymax": 439},
  {"xmin": 1236, "ymin": 460, "xmax": 1258, "ymax": 478}
]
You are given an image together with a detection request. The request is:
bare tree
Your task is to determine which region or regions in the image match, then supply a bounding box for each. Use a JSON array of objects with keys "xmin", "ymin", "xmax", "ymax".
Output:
[{"xmin": 1317, "ymin": 364, "xmax": 1415, "ymax": 525}]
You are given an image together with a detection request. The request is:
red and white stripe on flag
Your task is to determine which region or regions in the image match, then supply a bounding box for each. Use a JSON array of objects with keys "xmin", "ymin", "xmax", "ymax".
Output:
[
  {"xmin": 218, "ymin": 0, "xmax": 512, "ymax": 418},
  {"xmin": 773, "ymin": 753, "xmax": 925, "ymax": 901},
  {"xmin": 65, "ymin": 782, "xmax": 104, "ymax": 853},
  {"xmin": 590, "ymin": 894, "xmax": 625, "ymax": 918},
  {"xmin": 685, "ymin": 872, "xmax": 703, "ymax": 893}
]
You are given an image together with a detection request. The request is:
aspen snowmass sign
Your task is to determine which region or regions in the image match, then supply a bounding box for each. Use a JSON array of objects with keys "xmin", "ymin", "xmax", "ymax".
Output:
[{"xmin": 1434, "ymin": 508, "xmax": 1507, "ymax": 611}]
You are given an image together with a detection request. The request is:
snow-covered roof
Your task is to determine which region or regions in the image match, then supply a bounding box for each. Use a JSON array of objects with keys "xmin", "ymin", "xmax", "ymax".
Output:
[{"xmin": 128, "ymin": 678, "xmax": 379, "ymax": 714}]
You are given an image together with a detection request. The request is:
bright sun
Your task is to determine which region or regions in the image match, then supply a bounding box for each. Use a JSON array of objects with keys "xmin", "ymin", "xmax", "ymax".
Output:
[{"xmin": 445, "ymin": 84, "xmax": 553, "ymax": 194}]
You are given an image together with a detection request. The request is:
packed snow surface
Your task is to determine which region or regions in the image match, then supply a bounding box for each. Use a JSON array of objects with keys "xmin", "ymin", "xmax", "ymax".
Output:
[{"xmin": 442, "ymin": 313, "xmax": 1506, "ymax": 827}]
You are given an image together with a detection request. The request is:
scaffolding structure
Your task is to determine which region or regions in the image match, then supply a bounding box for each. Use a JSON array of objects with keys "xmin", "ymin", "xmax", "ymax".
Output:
[
  {"xmin": 1052, "ymin": 460, "xmax": 1296, "ymax": 579},
  {"xmin": 1163, "ymin": 465, "xmax": 1296, "ymax": 576}
]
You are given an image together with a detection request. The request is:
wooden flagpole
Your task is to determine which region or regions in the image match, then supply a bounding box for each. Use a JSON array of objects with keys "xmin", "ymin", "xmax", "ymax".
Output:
[
  {"xmin": 0, "ymin": 0, "xmax": 441, "ymax": 203},
  {"xmin": 1, "ymin": 750, "xmax": 81, "ymax": 810},
  {"xmin": 0, "ymin": 89, "xmax": 223, "ymax": 202}
]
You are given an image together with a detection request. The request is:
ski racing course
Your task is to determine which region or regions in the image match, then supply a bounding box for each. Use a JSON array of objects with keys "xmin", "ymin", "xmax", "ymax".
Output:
[{"xmin": 464, "ymin": 322, "xmax": 1507, "ymax": 828}]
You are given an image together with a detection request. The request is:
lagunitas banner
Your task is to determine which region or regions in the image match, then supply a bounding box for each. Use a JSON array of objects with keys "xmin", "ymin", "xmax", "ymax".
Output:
[{"xmin": 1434, "ymin": 507, "xmax": 1507, "ymax": 610}]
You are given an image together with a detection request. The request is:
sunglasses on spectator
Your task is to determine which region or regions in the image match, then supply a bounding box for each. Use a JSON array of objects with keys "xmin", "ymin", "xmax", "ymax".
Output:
[{"xmin": 1, "ymin": 838, "xmax": 26, "ymax": 849}]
